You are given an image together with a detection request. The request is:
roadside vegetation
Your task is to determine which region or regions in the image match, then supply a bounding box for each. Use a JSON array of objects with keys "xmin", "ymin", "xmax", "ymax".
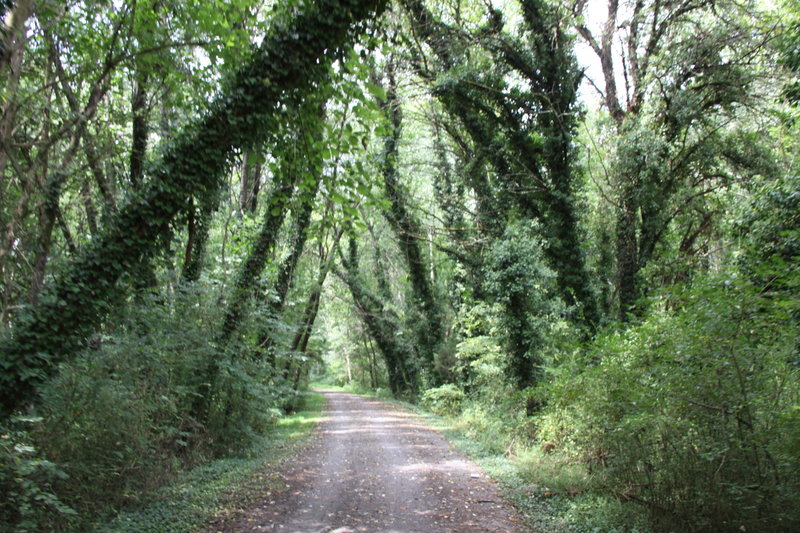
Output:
[{"xmin": 1, "ymin": 0, "xmax": 798, "ymax": 531}]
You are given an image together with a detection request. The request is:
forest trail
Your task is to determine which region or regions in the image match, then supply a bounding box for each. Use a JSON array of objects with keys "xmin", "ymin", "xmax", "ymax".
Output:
[{"xmin": 202, "ymin": 390, "xmax": 522, "ymax": 533}]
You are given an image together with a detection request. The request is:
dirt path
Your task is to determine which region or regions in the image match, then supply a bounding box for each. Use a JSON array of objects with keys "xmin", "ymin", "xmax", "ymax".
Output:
[{"xmin": 203, "ymin": 389, "xmax": 521, "ymax": 533}]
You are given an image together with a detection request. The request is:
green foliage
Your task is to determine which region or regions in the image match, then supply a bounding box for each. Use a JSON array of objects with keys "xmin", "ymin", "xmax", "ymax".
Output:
[
  {"xmin": 0, "ymin": 0, "xmax": 389, "ymax": 417},
  {"xmin": 485, "ymin": 221, "xmax": 565, "ymax": 391},
  {"xmin": 778, "ymin": 0, "xmax": 800, "ymax": 103},
  {"xmin": 8, "ymin": 285, "xmax": 287, "ymax": 530},
  {"xmin": 737, "ymin": 173, "xmax": 800, "ymax": 304},
  {"xmin": 420, "ymin": 383, "xmax": 464, "ymax": 416},
  {"xmin": 436, "ymin": 302, "xmax": 540, "ymax": 453},
  {"xmin": 92, "ymin": 391, "xmax": 324, "ymax": 533},
  {"xmin": 0, "ymin": 418, "xmax": 75, "ymax": 533},
  {"xmin": 540, "ymin": 276, "xmax": 800, "ymax": 531},
  {"xmin": 1, "ymin": 1, "xmax": 797, "ymax": 531}
]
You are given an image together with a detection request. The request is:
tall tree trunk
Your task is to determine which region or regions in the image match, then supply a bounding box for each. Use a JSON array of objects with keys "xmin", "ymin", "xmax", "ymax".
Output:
[
  {"xmin": 0, "ymin": 0, "xmax": 388, "ymax": 417},
  {"xmin": 616, "ymin": 190, "xmax": 639, "ymax": 319},
  {"xmin": 0, "ymin": 0, "xmax": 33, "ymax": 75},
  {"xmin": 130, "ymin": 70, "xmax": 149, "ymax": 188},
  {"xmin": 26, "ymin": 108, "xmax": 93, "ymax": 305},
  {"xmin": 254, "ymin": 100, "xmax": 326, "ymax": 364},
  {"xmin": 378, "ymin": 60, "xmax": 445, "ymax": 383},
  {"xmin": 0, "ymin": 0, "xmax": 32, "ymax": 187},
  {"xmin": 181, "ymin": 193, "xmax": 218, "ymax": 283},
  {"xmin": 28, "ymin": 176, "xmax": 62, "ymax": 305},
  {"xmin": 257, "ymin": 178, "xmax": 321, "ymax": 366},
  {"xmin": 80, "ymin": 176, "xmax": 99, "ymax": 235},
  {"xmin": 239, "ymin": 150, "xmax": 262, "ymax": 214},
  {"xmin": 0, "ymin": 1, "xmax": 35, "ymax": 276},
  {"xmin": 278, "ymin": 224, "xmax": 341, "ymax": 374},
  {"xmin": 192, "ymin": 175, "xmax": 298, "ymax": 422},
  {"xmin": 404, "ymin": 0, "xmax": 598, "ymax": 328},
  {"xmin": 129, "ymin": 68, "xmax": 162, "ymax": 292},
  {"xmin": 83, "ymin": 132, "xmax": 116, "ymax": 218},
  {"xmin": 339, "ymin": 236, "xmax": 418, "ymax": 397},
  {"xmin": 218, "ymin": 176, "xmax": 297, "ymax": 344}
]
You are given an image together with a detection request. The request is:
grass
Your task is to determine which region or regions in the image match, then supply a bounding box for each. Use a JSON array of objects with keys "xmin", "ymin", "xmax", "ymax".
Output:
[{"xmin": 90, "ymin": 391, "xmax": 326, "ymax": 533}]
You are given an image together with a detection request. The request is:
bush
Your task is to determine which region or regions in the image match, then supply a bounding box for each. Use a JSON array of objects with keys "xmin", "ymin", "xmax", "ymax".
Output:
[
  {"xmin": 421, "ymin": 384, "xmax": 465, "ymax": 416},
  {"xmin": 484, "ymin": 221, "xmax": 564, "ymax": 390},
  {"xmin": 0, "ymin": 418, "xmax": 75, "ymax": 532},
  {"xmin": 17, "ymin": 285, "xmax": 290, "ymax": 530},
  {"xmin": 540, "ymin": 276, "xmax": 800, "ymax": 531}
]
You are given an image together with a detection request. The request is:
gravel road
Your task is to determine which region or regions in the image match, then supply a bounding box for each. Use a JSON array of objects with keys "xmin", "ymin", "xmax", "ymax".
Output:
[{"xmin": 204, "ymin": 389, "xmax": 521, "ymax": 533}]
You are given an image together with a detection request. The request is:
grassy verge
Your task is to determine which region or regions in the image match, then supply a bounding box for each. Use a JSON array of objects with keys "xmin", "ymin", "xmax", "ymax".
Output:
[{"xmin": 90, "ymin": 391, "xmax": 326, "ymax": 533}]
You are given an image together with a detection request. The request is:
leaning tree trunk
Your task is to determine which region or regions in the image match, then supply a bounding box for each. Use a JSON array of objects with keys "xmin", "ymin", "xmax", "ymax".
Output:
[
  {"xmin": 257, "ymin": 178, "xmax": 320, "ymax": 366},
  {"xmin": 339, "ymin": 236, "xmax": 418, "ymax": 397},
  {"xmin": 190, "ymin": 173, "xmax": 298, "ymax": 421},
  {"xmin": 254, "ymin": 100, "xmax": 326, "ymax": 363},
  {"xmin": 0, "ymin": 0, "xmax": 388, "ymax": 418},
  {"xmin": 196, "ymin": 100, "xmax": 328, "ymax": 422},
  {"xmin": 239, "ymin": 150, "xmax": 262, "ymax": 215},
  {"xmin": 181, "ymin": 193, "xmax": 218, "ymax": 283}
]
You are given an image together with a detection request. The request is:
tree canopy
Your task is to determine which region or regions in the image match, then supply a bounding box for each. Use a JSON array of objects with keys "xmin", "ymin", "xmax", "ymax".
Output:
[{"xmin": 1, "ymin": 0, "xmax": 798, "ymax": 531}]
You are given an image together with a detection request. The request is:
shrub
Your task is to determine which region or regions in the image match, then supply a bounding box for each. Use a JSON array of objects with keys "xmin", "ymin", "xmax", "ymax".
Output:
[
  {"xmin": 0, "ymin": 418, "xmax": 75, "ymax": 532},
  {"xmin": 540, "ymin": 276, "xmax": 800, "ymax": 531},
  {"xmin": 20, "ymin": 285, "xmax": 289, "ymax": 529},
  {"xmin": 421, "ymin": 384, "xmax": 465, "ymax": 416}
]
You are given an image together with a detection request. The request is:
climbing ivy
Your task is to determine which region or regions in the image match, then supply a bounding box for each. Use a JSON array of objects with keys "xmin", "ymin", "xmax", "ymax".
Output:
[{"xmin": 0, "ymin": 0, "xmax": 388, "ymax": 417}]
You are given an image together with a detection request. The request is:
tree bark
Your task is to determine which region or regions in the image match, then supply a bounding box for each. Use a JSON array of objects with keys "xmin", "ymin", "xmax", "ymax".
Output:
[
  {"xmin": 130, "ymin": 70, "xmax": 149, "ymax": 188},
  {"xmin": 181, "ymin": 194, "xmax": 217, "ymax": 283},
  {"xmin": 0, "ymin": 0, "xmax": 33, "ymax": 75},
  {"xmin": 239, "ymin": 150, "xmax": 262, "ymax": 214},
  {"xmin": 404, "ymin": 0, "xmax": 598, "ymax": 327},
  {"xmin": 339, "ymin": 236, "xmax": 418, "ymax": 397}
]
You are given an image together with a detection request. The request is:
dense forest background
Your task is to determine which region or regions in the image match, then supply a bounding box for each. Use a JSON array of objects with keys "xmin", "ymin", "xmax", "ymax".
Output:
[{"xmin": 0, "ymin": 0, "xmax": 798, "ymax": 531}]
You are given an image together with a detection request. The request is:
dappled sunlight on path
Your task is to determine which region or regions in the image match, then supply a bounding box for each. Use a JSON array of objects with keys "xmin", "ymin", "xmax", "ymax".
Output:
[{"xmin": 203, "ymin": 390, "xmax": 520, "ymax": 533}]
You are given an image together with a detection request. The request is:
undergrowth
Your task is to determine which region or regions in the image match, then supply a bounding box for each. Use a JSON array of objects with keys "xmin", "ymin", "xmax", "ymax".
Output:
[{"xmin": 91, "ymin": 391, "xmax": 324, "ymax": 533}]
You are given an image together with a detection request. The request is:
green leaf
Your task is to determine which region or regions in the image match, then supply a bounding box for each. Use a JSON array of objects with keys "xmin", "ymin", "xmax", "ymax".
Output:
[{"xmin": 365, "ymin": 82, "xmax": 386, "ymax": 101}]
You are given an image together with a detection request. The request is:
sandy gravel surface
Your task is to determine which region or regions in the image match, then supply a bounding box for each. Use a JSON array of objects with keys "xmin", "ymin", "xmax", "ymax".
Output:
[{"xmin": 203, "ymin": 390, "xmax": 521, "ymax": 533}]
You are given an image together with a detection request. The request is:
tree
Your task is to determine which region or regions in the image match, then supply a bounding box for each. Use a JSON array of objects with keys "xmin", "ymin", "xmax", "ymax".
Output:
[
  {"xmin": 375, "ymin": 57, "xmax": 446, "ymax": 383},
  {"xmin": 0, "ymin": 0, "xmax": 388, "ymax": 417},
  {"xmin": 569, "ymin": 0, "xmax": 776, "ymax": 317},
  {"xmin": 403, "ymin": 0, "xmax": 599, "ymax": 328}
]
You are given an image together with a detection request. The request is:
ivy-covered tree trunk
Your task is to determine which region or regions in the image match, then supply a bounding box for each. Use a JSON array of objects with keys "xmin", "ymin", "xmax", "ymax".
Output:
[
  {"xmin": 0, "ymin": 0, "xmax": 387, "ymax": 417},
  {"xmin": 192, "ymin": 181, "xmax": 296, "ymax": 422},
  {"xmin": 181, "ymin": 193, "xmax": 218, "ymax": 283},
  {"xmin": 254, "ymin": 101, "xmax": 326, "ymax": 363},
  {"xmin": 339, "ymin": 236, "xmax": 418, "ymax": 397},
  {"xmin": 239, "ymin": 150, "xmax": 262, "ymax": 215},
  {"xmin": 197, "ymin": 109, "xmax": 327, "ymax": 420},
  {"xmin": 217, "ymin": 177, "xmax": 296, "ymax": 344},
  {"xmin": 616, "ymin": 189, "xmax": 639, "ymax": 319},
  {"xmin": 279, "ymin": 226, "xmax": 342, "ymax": 384},
  {"xmin": 257, "ymin": 177, "xmax": 320, "ymax": 365},
  {"xmin": 129, "ymin": 69, "xmax": 149, "ymax": 189},
  {"xmin": 378, "ymin": 60, "xmax": 445, "ymax": 384},
  {"xmin": 404, "ymin": 0, "xmax": 597, "ymax": 328}
]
